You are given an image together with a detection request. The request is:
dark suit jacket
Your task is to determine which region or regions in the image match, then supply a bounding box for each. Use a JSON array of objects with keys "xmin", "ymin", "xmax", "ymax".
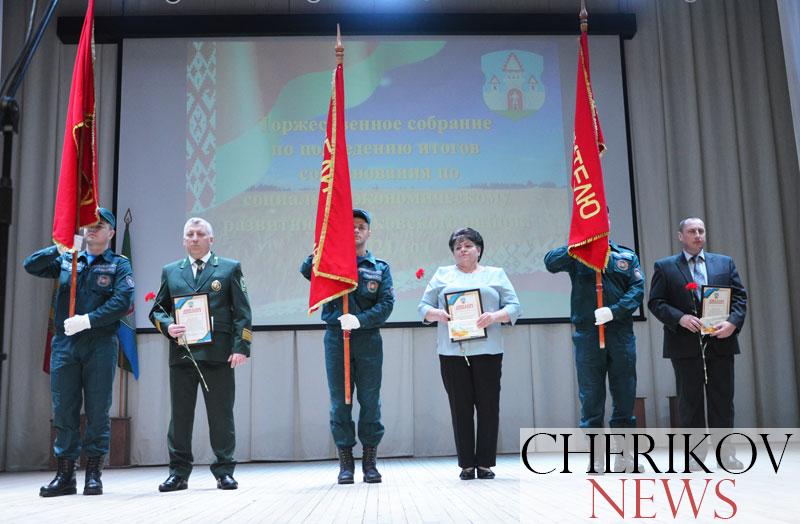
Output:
[
  {"xmin": 648, "ymin": 252, "xmax": 746, "ymax": 358},
  {"xmin": 150, "ymin": 252, "xmax": 252, "ymax": 365}
]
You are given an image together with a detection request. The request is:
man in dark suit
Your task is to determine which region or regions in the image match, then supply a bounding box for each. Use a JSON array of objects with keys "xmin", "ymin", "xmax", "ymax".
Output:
[
  {"xmin": 648, "ymin": 217, "xmax": 747, "ymax": 470},
  {"xmin": 150, "ymin": 217, "xmax": 252, "ymax": 492}
]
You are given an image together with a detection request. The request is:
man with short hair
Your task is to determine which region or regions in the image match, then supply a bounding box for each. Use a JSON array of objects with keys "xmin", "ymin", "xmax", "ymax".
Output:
[
  {"xmin": 648, "ymin": 217, "xmax": 747, "ymax": 470},
  {"xmin": 300, "ymin": 209, "xmax": 394, "ymax": 484},
  {"xmin": 24, "ymin": 208, "xmax": 134, "ymax": 497},
  {"xmin": 150, "ymin": 217, "xmax": 252, "ymax": 492}
]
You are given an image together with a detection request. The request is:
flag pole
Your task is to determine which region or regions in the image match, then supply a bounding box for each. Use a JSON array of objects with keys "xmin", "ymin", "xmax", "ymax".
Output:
[
  {"xmin": 335, "ymin": 24, "xmax": 353, "ymax": 405},
  {"xmin": 119, "ymin": 209, "xmax": 134, "ymax": 418},
  {"xmin": 580, "ymin": 0, "xmax": 605, "ymax": 349},
  {"xmin": 68, "ymin": 130, "xmax": 84, "ymax": 317}
]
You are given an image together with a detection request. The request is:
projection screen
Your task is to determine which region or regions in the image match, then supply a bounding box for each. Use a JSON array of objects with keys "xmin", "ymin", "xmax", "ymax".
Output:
[{"xmin": 117, "ymin": 34, "xmax": 637, "ymax": 328}]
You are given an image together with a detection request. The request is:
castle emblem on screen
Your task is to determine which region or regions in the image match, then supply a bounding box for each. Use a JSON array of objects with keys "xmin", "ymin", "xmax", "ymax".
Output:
[{"xmin": 481, "ymin": 51, "xmax": 545, "ymax": 119}]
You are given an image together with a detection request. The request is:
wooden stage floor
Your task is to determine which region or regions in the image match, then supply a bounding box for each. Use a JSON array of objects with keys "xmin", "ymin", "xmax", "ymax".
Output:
[
  {"xmin": 2, "ymin": 450, "xmax": 799, "ymax": 523},
  {"xmin": 0, "ymin": 455, "xmax": 521, "ymax": 523}
]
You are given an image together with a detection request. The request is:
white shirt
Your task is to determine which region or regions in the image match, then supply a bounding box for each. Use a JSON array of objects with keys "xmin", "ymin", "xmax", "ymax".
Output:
[
  {"xmin": 683, "ymin": 249, "xmax": 707, "ymax": 285},
  {"xmin": 191, "ymin": 252, "xmax": 212, "ymax": 278}
]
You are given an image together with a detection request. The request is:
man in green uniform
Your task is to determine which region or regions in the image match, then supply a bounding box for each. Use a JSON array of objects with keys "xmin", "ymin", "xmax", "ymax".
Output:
[
  {"xmin": 544, "ymin": 238, "xmax": 644, "ymax": 472},
  {"xmin": 300, "ymin": 209, "xmax": 394, "ymax": 484},
  {"xmin": 150, "ymin": 217, "xmax": 252, "ymax": 492},
  {"xmin": 24, "ymin": 208, "xmax": 134, "ymax": 497}
]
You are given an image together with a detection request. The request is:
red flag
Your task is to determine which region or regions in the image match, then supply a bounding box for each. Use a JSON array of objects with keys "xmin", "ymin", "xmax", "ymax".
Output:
[
  {"xmin": 308, "ymin": 63, "xmax": 358, "ymax": 313},
  {"xmin": 52, "ymin": 0, "xmax": 99, "ymax": 249},
  {"xmin": 567, "ymin": 31, "xmax": 610, "ymax": 272}
]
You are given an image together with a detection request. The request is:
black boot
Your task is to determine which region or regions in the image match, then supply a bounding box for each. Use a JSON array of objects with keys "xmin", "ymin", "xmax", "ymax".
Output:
[
  {"xmin": 586, "ymin": 434, "xmax": 605, "ymax": 475},
  {"xmin": 362, "ymin": 447, "xmax": 382, "ymax": 483},
  {"xmin": 84, "ymin": 456, "xmax": 104, "ymax": 495},
  {"xmin": 40, "ymin": 458, "xmax": 78, "ymax": 497},
  {"xmin": 612, "ymin": 436, "xmax": 645, "ymax": 473},
  {"xmin": 337, "ymin": 447, "xmax": 355, "ymax": 485}
]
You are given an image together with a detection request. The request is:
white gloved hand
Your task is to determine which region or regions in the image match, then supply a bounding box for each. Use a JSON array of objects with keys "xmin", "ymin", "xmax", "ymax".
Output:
[
  {"xmin": 64, "ymin": 314, "xmax": 91, "ymax": 336},
  {"xmin": 338, "ymin": 313, "xmax": 361, "ymax": 331},
  {"xmin": 594, "ymin": 307, "xmax": 613, "ymax": 326}
]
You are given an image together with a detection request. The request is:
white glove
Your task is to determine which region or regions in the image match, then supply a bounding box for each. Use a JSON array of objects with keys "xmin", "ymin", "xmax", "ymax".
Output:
[
  {"xmin": 338, "ymin": 313, "xmax": 360, "ymax": 331},
  {"xmin": 594, "ymin": 307, "xmax": 613, "ymax": 326},
  {"xmin": 64, "ymin": 314, "xmax": 91, "ymax": 336}
]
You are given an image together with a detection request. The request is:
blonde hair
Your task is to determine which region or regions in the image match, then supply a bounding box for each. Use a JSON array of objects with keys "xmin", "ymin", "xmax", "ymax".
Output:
[{"xmin": 183, "ymin": 217, "xmax": 214, "ymax": 237}]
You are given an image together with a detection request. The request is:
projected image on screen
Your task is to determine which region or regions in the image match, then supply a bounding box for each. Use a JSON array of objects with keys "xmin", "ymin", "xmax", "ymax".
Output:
[{"xmin": 118, "ymin": 35, "xmax": 634, "ymax": 327}]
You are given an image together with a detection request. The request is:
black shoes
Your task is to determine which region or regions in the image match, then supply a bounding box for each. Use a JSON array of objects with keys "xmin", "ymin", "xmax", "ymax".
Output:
[
  {"xmin": 460, "ymin": 466, "xmax": 495, "ymax": 479},
  {"xmin": 158, "ymin": 474, "xmax": 188, "ymax": 492},
  {"xmin": 158, "ymin": 473, "xmax": 237, "ymax": 491},
  {"xmin": 40, "ymin": 458, "xmax": 78, "ymax": 497},
  {"xmin": 337, "ymin": 447, "xmax": 355, "ymax": 485},
  {"xmin": 362, "ymin": 447, "xmax": 382, "ymax": 483},
  {"xmin": 477, "ymin": 467, "xmax": 495, "ymax": 479},
  {"xmin": 587, "ymin": 456, "xmax": 605, "ymax": 475},
  {"xmin": 216, "ymin": 474, "xmax": 238, "ymax": 490},
  {"xmin": 83, "ymin": 456, "xmax": 104, "ymax": 495},
  {"xmin": 611, "ymin": 435, "xmax": 646, "ymax": 474},
  {"xmin": 718, "ymin": 454, "xmax": 744, "ymax": 471}
]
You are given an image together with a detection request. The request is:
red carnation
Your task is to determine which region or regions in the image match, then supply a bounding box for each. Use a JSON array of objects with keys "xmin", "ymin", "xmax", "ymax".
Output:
[
  {"xmin": 145, "ymin": 291, "xmax": 156, "ymax": 302},
  {"xmin": 415, "ymin": 268, "xmax": 425, "ymax": 280},
  {"xmin": 684, "ymin": 282, "xmax": 698, "ymax": 291}
]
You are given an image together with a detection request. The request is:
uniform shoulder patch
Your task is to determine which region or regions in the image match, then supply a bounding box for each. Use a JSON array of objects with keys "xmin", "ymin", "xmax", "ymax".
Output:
[
  {"xmin": 239, "ymin": 276, "xmax": 248, "ymax": 294},
  {"xmin": 125, "ymin": 275, "xmax": 135, "ymax": 288},
  {"xmin": 242, "ymin": 328, "xmax": 253, "ymax": 342},
  {"xmin": 615, "ymin": 259, "xmax": 630, "ymax": 271}
]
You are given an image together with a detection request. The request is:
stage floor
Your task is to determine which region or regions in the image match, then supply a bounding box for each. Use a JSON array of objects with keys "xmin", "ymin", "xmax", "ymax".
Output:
[
  {"xmin": 2, "ymin": 450, "xmax": 799, "ymax": 523},
  {"xmin": 0, "ymin": 454, "xmax": 521, "ymax": 523}
]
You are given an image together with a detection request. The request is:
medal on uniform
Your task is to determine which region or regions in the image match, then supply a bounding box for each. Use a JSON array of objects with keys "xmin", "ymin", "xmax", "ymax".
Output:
[{"xmin": 211, "ymin": 279, "xmax": 222, "ymax": 292}]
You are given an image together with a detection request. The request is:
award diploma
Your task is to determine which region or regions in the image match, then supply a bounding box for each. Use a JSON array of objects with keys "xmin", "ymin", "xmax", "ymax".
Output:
[
  {"xmin": 444, "ymin": 289, "xmax": 487, "ymax": 343},
  {"xmin": 700, "ymin": 286, "xmax": 732, "ymax": 335},
  {"xmin": 173, "ymin": 293, "xmax": 213, "ymax": 345}
]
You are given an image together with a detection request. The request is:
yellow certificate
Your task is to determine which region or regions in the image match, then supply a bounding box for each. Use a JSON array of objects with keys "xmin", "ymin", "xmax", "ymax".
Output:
[
  {"xmin": 173, "ymin": 293, "xmax": 213, "ymax": 345},
  {"xmin": 700, "ymin": 286, "xmax": 732, "ymax": 335},
  {"xmin": 444, "ymin": 289, "xmax": 487, "ymax": 343}
]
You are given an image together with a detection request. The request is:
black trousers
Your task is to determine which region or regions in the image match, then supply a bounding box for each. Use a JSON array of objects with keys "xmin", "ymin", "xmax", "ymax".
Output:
[
  {"xmin": 168, "ymin": 361, "xmax": 236, "ymax": 478},
  {"xmin": 671, "ymin": 353, "xmax": 734, "ymax": 429},
  {"xmin": 439, "ymin": 354, "xmax": 503, "ymax": 468}
]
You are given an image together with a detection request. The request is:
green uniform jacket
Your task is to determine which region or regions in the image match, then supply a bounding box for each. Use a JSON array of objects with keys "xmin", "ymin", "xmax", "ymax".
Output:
[
  {"xmin": 544, "ymin": 241, "xmax": 644, "ymax": 329},
  {"xmin": 149, "ymin": 253, "xmax": 252, "ymax": 365}
]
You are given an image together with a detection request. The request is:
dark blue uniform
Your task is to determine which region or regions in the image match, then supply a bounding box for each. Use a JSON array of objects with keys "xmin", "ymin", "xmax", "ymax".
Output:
[
  {"xmin": 544, "ymin": 242, "xmax": 644, "ymax": 428},
  {"xmin": 24, "ymin": 245, "xmax": 134, "ymax": 458},
  {"xmin": 301, "ymin": 252, "xmax": 394, "ymax": 448}
]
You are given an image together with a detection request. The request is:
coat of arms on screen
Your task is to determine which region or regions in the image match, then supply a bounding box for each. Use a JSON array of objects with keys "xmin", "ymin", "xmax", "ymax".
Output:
[{"xmin": 482, "ymin": 51, "xmax": 545, "ymax": 120}]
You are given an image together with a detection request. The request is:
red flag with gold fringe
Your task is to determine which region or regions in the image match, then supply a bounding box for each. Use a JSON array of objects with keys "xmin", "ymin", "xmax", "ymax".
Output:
[
  {"xmin": 567, "ymin": 31, "xmax": 610, "ymax": 272},
  {"xmin": 308, "ymin": 62, "xmax": 358, "ymax": 313},
  {"xmin": 52, "ymin": 0, "xmax": 99, "ymax": 250}
]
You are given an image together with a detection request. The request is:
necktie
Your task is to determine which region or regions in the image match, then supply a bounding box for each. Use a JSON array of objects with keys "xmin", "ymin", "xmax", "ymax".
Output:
[
  {"xmin": 691, "ymin": 255, "xmax": 705, "ymax": 298},
  {"xmin": 195, "ymin": 259, "xmax": 204, "ymax": 283}
]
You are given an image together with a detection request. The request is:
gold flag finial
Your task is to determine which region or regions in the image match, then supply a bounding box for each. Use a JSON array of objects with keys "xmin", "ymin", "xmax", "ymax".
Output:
[{"xmin": 335, "ymin": 24, "xmax": 344, "ymax": 65}]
